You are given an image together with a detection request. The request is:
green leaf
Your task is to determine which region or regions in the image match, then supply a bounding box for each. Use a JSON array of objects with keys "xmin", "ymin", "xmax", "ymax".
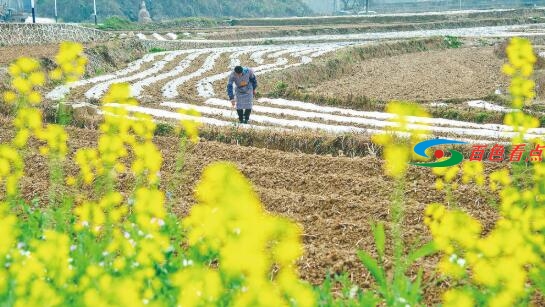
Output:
[
  {"xmin": 407, "ymin": 269, "xmax": 424, "ymax": 304},
  {"xmin": 371, "ymin": 222, "xmax": 386, "ymax": 259},
  {"xmin": 407, "ymin": 242, "xmax": 437, "ymax": 267},
  {"xmin": 357, "ymin": 250, "xmax": 386, "ymax": 288},
  {"xmin": 359, "ymin": 291, "xmax": 380, "ymax": 306}
]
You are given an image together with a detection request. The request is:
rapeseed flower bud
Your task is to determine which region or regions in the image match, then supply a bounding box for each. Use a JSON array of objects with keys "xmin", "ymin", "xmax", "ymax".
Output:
[{"xmin": 75, "ymin": 148, "xmax": 100, "ymax": 185}]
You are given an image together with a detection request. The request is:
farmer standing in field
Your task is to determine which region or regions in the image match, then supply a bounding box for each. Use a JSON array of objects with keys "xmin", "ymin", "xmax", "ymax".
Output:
[{"xmin": 227, "ymin": 65, "xmax": 258, "ymax": 124}]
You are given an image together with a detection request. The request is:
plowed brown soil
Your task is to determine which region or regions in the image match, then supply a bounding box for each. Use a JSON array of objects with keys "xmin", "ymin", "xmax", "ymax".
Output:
[
  {"xmin": 307, "ymin": 46, "xmax": 509, "ymax": 102},
  {"xmin": 0, "ymin": 44, "xmax": 62, "ymax": 65},
  {"xmin": 0, "ymin": 115, "xmax": 500, "ymax": 305}
]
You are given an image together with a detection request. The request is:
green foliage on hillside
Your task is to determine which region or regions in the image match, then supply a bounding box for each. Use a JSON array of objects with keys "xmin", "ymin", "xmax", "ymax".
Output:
[{"xmin": 35, "ymin": 0, "xmax": 311, "ymax": 22}]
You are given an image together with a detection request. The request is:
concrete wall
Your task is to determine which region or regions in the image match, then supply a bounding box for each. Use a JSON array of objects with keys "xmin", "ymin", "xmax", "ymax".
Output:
[{"xmin": 0, "ymin": 23, "xmax": 112, "ymax": 46}]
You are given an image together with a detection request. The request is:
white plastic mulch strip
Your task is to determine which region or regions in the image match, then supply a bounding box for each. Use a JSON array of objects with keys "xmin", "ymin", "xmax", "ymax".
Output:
[
  {"xmin": 236, "ymin": 24, "xmax": 545, "ymax": 43},
  {"xmin": 197, "ymin": 55, "xmax": 292, "ymax": 98},
  {"xmin": 257, "ymin": 44, "xmax": 346, "ymax": 75},
  {"xmin": 86, "ymin": 51, "xmax": 187, "ymax": 99},
  {"xmin": 48, "ymin": 44, "xmax": 351, "ymax": 101},
  {"xmin": 47, "ymin": 52, "xmax": 166, "ymax": 101},
  {"xmin": 256, "ymin": 98, "xmax": 545, "ymax": 140},
  {"xmin": 267, "ymin": 47, "xmax": 304, "ymax": 58},
  {"xmin": 228, "ymin": 46, "xmax": 271, "ymax": 68},
  {"xmin": 161, "ymin": 101, "xmax": 387, "ymax": 134},
  {"xmin": 206, "ymin": 99, "xmax": 533, "ymax": 140},
  {"xmin": 162, "ymin": 51, "xmax": 224, "ymax": 98},
  {"xmin": 103, "ymin": 103, "xmax": 289, "ymax": 131},
  {"xmin": 466, "ymin": 100, "xmax": 516, "ymax": 113},
  {"xmin": 136, "ymin": 33, "xmax": 147, "ymax": 40},
  {"xmin": 132, "ymin": 51, "xmax": 206, "ymax": 97},
  {"xmin": 166, "ymin": 33, "xmax": 178, "ymax": 40},
  {"xmin": 258, "ymin": 98, "xmax": 506, "ymax": 130},
  {"xmin": 67, "ymin": 101, "xmax": 504, "ymax": 144},
  {"xmin": 171, "ymin": 24, "xmax": 545, "ymax": 45},
  {"xmin": 152, "ymin": 33, "xmax": 167, "ymax": 41},
  {"xmin": 197, "ymin": 45, "xmax": 328, "ymax": 98},
  {"xmin": 250, "ymin": 47, "xmax": 285, "ymax": 65}
]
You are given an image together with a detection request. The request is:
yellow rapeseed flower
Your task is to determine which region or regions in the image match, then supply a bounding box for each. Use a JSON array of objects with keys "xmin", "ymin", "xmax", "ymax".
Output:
[
  {"xmin": 372, "ymin": 101, "xmax": 430, "ymax": 178},
  {"xmin": 461, "ymin": 161, "xmax": 485, "ymax": 186},
  {"xmin": 52, "ymin": 42, "xmax": 87, "ymax": 82},
  {"xmin": 102, "ymin": 83, "xmax": 137, "ymax": 106},
  {"xmin": 36, "ymin": 124, "xmax": 68, "ymax": 159},
  {"xmin": 0, "ymin": 145, "xmax": 24, "ymax": 196},
  {"xmin": 178, "ymin": 109, "xmax": 201, "ymax": 143},
  {"xmin": 3, "ymin": 91, "xmax": 17, "ymax": 104},
  {"xmin": 28, "ymin": 71, "xmax": 45, "ymax": 87},
  {"xmin": 182, "ymin": 162, "xmax": 315, "ymax": 306},
  {"xmin": 443, "ymin": 289, "xmax": 475, "ymax": 307},
  {"xmin": 503, "ymin": 37, "xmax": 539, "ymax": 144}
]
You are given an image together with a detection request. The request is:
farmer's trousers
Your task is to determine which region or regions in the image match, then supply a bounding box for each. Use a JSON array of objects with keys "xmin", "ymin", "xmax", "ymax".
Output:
[{"xmin": 237, "ymin": 109, "xmax": 252, "ymax": 124}]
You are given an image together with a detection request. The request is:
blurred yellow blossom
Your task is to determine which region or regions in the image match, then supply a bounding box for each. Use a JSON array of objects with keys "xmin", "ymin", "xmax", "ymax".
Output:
[
  {"xmin": 373, "ymin": 101, "xmax": 430, "ymax": 178},
  {"xmin": 102, "ymin": 83, "xmax": 137, "ymax": 106},
  {"xmin": 51, "ymin": 42, "xmax": 87, "ymax": 82},
  {"xmin": 461, "ymin": 161, "xmax": 485, "ymax": 186},
  {"xmin": 443, "ymin": 289, "xmax": 475, "ymax": 307},
  {"xmin": 35, "ymin": 124, "xmax": 68, "ymax": 159},
  {"xmin": 178, "ymin": 108, "xmax": 201, "ymax": 143},
  {"xmin": 502, "ymin": 38, "xmax": 540, "ymax": 145},
  {"xmin": 182, "ymin": 162, "xmax": 315, "ymax": 307}
]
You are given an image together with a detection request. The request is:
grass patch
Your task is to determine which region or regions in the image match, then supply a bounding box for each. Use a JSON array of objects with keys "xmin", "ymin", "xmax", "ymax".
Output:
[
  {"xmin": 475, "ymin": 112, "xmax": 490, "ymax": 123},
  {"xmin": 444, "ymin": 35, "xmax": 463, "ymax": 48},
  {"xmin": 97, "ymin": 16, "xmax": 133, "ymax": 30},
  {"xmin": 95, "ymin": 16, "xmax": 223, "ymax": 31},
  {"xmin": 155, "ymin": 122, "xmax": 176, "ymax": 136},
  {"xmin": 270, "ymin": 81, "xmax": 288, "ymax": 97},
  {"xmin": 201, "ymin": 125, "xmax": 375, "ymax": 157},
  {"xmin": 149, "ymin": 47, "xmax": 167, "ymax": 53}
]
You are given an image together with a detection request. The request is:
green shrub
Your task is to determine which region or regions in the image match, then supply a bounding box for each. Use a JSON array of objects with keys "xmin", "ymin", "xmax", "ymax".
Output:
[
  {"xmin": 270, "ymin": 81, "xmax": 288, "ymax": 97},
  {"xmin": 444, "ymin": 35, "xmax": 463, "ymax": 49},
  {"xmin": 155, "ymin": 122, "xmax": 175, "ymax": 136},
  {"xmin": 97, "ymin": 16, "xmax": 134, "ymax": 30},
  {"xmin": 149, "ymin": 47, "xmax": 167, "ymax": 53},
  {"xmin": 474, "ymin": 112, "xmax": 490, "ymax": 123}
]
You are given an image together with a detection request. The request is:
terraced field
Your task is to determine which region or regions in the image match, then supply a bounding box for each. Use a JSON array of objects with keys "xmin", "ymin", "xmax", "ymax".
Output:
[{"xmin": 46, "ymin": 32, "xmax": 545, "ymax": 144}]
